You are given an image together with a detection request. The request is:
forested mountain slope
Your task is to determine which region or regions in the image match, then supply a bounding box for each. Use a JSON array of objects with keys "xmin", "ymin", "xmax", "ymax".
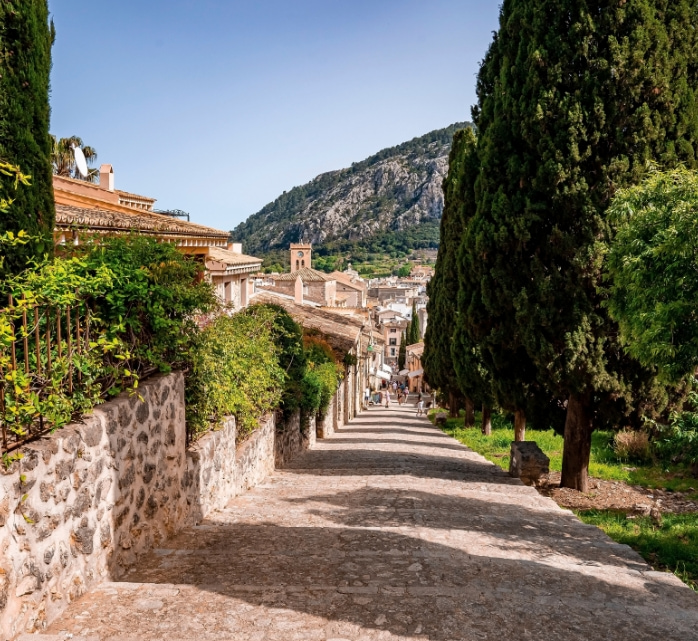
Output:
[{"xmin": 232, "ymin": 122, "xmax": 471, "ymax": 256}]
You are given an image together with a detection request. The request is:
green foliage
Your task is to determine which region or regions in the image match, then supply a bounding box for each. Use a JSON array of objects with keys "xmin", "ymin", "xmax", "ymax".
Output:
[
  {"xmin": 577, "ymin": 510, "xmax": 698, "ymax": 591},
  {"xmin": 425, "ymin": 128, "xmax": 486, "ymax": 408},
  {"xmin": 1, "ymin": 236, "xmax": 216, "ymax": 437},
  {"xmin": 606, "ymin": 169, "xmax": 698, "ymax": 383},
  {"xmin": 453, "ymin": 0, "xmax": 698, "ymax": 487},
  {"xmin": 0, "ymin": 1, "xmax": 55, "ymax": 275},
  {"xmin": 398, "ymin": 333, "xmax": 406, "ymax": 370},
  {"xmin": 301, "ymin": 333, "xmax": 341, "ymax": 417},
  {"xmin": 262, "ymin": 304, "xmax": 307, "ymax": 415},
  {"xmin": 71, "ymin": 236, "xmax": 216, "ymax": 375},
  {"xmin": 395, "ymin": 264, "xmax": 411, "ymax": 278},
  {"xmin": 647, "ymin": 383, "xmax": 698, "ymax": 467},
  {"xmin": 185, "ymin": 307, "xmax": 285, "ymax": 439},
  {"xmin": 406, "ymin": 303, "xmax": 420, "ymax": 346}
]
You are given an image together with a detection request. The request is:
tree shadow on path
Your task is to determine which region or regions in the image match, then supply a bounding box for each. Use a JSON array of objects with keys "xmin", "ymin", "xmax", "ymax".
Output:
[{"xmin": 98, "ymin": 520, "xmax": 698, "ymax": 641}]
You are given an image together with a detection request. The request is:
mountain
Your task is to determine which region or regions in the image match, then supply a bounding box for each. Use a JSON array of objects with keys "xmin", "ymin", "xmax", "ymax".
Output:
[{"xmin": 231, "ymin": 122, "xmax": 471, "ymax": 257}]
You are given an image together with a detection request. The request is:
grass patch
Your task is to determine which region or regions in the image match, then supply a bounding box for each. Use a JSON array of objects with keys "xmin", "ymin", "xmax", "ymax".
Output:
[
  {"xmin": 430, "ymin": 410, "xmax": 698, "ymax": 497},
  {"xmin": 576, "ymin": 510, "xmax": 698, "ymax": 591}
]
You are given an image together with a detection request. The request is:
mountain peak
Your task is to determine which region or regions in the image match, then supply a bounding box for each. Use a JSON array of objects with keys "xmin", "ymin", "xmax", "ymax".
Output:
[{"xmin": 232, "ymin": 122, "xmax": 471, "ymax": 256}]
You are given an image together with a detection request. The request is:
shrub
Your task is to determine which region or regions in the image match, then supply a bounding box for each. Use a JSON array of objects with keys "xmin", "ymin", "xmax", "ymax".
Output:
[
  {"xmin": 1, "ymin": 235, "xmax": 216, "ymax": 437},
  {"xmin": 650, "ymin": 405, "xmax": 698, "ymax": 468},
  {"xmin": 613, "ymin": 430, "xmax": 651, "ymax": 463},
  {"xmin": 185, "ymin": 306, "xmax": 284, "ymax": 440}
]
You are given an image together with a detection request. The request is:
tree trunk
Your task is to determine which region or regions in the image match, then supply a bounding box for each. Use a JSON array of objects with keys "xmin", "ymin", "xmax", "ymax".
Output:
[
  {"xmin": 560, "ymin": 392, "xmax": 594, "ymax": 492},
  {"xmin": 514, "ymin": 408, "xmax": 526, "ymax": 441},
  {"xmin": 481, "ymin": 405, "xmax": 492, "ymax": 436},
  {"xmin": 465, "ymin": 398, "xmax": 475, "ymax": 427},
  {"xmin": 448, "ymin": 391, "xmax": 460, "ymax": 418}
]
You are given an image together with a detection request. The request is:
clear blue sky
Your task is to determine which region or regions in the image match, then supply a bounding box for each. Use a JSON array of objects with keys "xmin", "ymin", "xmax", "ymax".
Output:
[{"xmin": 48, "ymin": 0, "xmax": 500, "ymax": 232}]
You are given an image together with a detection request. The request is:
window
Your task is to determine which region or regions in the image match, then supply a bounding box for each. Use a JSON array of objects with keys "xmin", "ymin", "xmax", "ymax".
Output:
[
  {"xmin": 389, "ymin": 328, "xmax": 397, "ymax": 334},
  {"xmin": 390, "ymin": 348, "xmax": 396, "ymax": 356},
  {"xmin": 389, "ymin": 338, "xmax": 397, "ymax": 346}
]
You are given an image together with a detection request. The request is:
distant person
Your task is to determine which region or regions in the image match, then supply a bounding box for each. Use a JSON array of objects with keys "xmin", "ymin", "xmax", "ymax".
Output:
[
  {"xmin": 364, "ymin": 386, "xmax": 370, "ymax": 405},
  {"xmin": 416, "ymin": 397, "xmax": 425, "ymax": 416},
  {"xmin": 383, "ymin": 389, "xmax": 391, "ymax": 408}
]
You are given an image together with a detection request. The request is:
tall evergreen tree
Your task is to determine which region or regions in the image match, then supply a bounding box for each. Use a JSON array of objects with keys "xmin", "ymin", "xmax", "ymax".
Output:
[
  {"xmin": 465, "ymin": 0, "xmax": 698, "ymax": 490},
  {"xmin": 398, "ymin": 331, "xmax": 407, "ymax": 370},
  {"xmin": 0, "ymin": 1, "xmax": 55, "ymax": 276},
  {"xmin": 423, "ymin": 129, "xmax": 475, "ymax": 412}
]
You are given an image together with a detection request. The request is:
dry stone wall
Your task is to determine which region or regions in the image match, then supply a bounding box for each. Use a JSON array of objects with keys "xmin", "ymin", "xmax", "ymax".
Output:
[
  {"xmin": 0, "ymin": 371, "xmax": 346, "ymax": 639},
  {"xmin": 274, "ymin": 411, "xmax": 316, "ymax": 468},
  {"xmin": 0, "ymin": 373, "xmax": 188, "ymax": 639}
]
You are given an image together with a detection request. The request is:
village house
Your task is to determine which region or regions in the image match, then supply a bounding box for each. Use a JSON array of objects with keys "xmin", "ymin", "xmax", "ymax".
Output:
[
  {"xmin": 377, "ymin": 311, "xmax": 409, "ymax": 367},
  {"xmin": 255, "ymin": 243, "xmax": 369, "ymax": 310},
  {"xmin": 53, "ymin": 165, "xmax": 262, "ymax": 309},
  {"xmin": 406, "ymin": 341, "xmax": 425, "ymax": 393},
  {"xmin": 330, "ymin": 270, "xmax": 367, "ymax": 308}
]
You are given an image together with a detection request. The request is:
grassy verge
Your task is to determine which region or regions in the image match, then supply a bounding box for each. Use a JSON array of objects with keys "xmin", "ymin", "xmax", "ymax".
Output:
[
  {"xmin": 577, "ymin": 510, "xmax": 698, "ymax": 591},
  {"xmin": 430, "ymin": 409, "xmax": 698, "ymax": 590},
  {"xmin": 430, "ymin": 410, "xmax": 698, "ymax": 493}
]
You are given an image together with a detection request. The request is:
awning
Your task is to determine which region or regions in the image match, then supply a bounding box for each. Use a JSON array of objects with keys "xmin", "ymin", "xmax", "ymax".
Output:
[
  {"xmin": 408, "ymin": 368, "xmax": 424, "ymax": 378},
  {"xmin": 381, "ymin": 364, "xmax": 393, "ymax": 373},
  {"xmin": 398, "ymin": 369, "xmax": 409, "ymax": 376},
  {"xmin": 375, "ymin": 371, "xmax": 391, "ymax": 381}
]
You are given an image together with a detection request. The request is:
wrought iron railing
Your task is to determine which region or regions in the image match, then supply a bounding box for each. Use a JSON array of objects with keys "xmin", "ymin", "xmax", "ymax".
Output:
[{"xmin": 0, "ymin": 294, "xmax": 91, "ymax": 456}]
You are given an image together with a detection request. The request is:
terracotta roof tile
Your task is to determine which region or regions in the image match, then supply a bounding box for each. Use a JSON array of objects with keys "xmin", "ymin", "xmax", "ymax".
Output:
[
  {"xmin": 274, "ymin": 268, "xmax": 332, "ymax": 282},
  {"xmin": 55, "ymin": 204, "xmax": 228, "ymax": 238},
  {"xmin": 206, "ymin": 246, "xmax": 262, "ymax": 267}
]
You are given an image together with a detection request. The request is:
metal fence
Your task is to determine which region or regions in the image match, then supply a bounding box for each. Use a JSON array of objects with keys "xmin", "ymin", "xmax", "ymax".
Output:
[{"xmin": 0, "ymin": 295, "xmax": 90, "ymax": 456}]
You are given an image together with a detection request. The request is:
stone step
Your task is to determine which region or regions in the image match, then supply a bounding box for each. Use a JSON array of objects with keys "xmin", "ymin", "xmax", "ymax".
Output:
[{"xmin": 16, "ymin": 636, "xmax": 99, "ymax": 641}]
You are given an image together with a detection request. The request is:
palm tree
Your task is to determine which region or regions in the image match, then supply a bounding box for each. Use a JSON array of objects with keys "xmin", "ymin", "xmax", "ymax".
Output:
[{"xmin": 50, "ymin": 135, "xmax": 98, "ymax": 182}]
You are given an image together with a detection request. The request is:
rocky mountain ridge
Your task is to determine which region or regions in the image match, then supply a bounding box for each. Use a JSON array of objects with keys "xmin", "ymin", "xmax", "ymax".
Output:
[{"xmin": 232, "ymin": 122, "xmax": 471, "ymax": 256}]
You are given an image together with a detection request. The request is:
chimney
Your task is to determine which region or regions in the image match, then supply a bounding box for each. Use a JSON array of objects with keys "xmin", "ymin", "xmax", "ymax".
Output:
[
  {"xmin": 99, "ymin": 164, "xmax": 114, "ymax": 191},
  {"xmin": 294, "ymin": 275, "xmax": 304, "ymax": 305}
]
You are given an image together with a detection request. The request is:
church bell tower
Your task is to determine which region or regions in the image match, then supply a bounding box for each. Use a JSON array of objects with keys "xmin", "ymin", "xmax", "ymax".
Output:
[{"xmin": 290, "ymin": 243, "xmax": 312, "ymax": 271}]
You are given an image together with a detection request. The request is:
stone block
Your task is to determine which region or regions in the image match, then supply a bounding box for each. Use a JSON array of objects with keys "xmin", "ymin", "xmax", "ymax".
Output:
[{"xmin": 509, "ymin": 441, "xmax": 549, "ymax": 486}]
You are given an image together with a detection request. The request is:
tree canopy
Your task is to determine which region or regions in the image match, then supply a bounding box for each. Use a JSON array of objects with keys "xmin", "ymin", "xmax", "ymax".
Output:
[
  {"xmin": 0, "ymin": 0, "xmax": 55, "ymax": 275},
  {"xmin": 606, "ymin": 168, "xmax": 698, "ymax": 383}
]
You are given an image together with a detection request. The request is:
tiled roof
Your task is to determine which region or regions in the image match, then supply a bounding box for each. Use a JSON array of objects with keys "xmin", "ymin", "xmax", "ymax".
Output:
[
  {"xmin": 206, "ymin": 246, "xmax": 262, "ymax": 267},
  {"xmin": 274, "ymin": 268, "xmax": 332, "ymax": 283},
  {"xmin": 253, "ymin": 291, "xmax": 372, "ymax": 355},
  {"xmin": 116, "ymin": 189, "xmax": 156, "ymax": 203},
  {"xmin": 55, "ymin": 204, "xmax": 228, "ymax": 238},
  {"xmin": 407, "ymin": 342, "xmax": 424, "ymax": 357},
  {"xmin": 330, "ymin": 271, "xmax": 367, "ymax": 291}
]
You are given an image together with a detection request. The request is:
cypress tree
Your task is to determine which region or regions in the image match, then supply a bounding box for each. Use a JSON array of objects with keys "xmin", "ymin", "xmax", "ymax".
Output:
[
  {"xmin": 423, "ymin": 128, "xmax": 474, "ymax": 413},
  {"xmin": 0, "ymin": 1, "xmax": 55, "ymax": 276},
  {"xmin": 398, "ymin": 332, "xmax": 406, "ymax": 371},
  {"xmin": 466, "ymin": 0, "xmax": 698, "ymax": 490}
]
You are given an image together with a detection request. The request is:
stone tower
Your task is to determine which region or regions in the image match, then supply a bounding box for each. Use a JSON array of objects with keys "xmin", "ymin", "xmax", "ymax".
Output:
[{"xmin": 290, "ymin": 243, "xmax": 312, "ymax": 271}]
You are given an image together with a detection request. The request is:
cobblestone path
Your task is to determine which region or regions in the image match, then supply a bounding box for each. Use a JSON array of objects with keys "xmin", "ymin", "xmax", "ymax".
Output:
[{"xmin": 40, "ymin": 405, "xmax": 698, "ymax": 641}]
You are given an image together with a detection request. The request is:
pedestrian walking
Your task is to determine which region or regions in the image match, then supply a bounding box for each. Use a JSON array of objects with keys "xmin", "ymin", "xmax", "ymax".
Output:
[
  {"xmin": 384, "ymin": 389, "xmax": 391, "ymax": 408},
  {"xmin": 364, "ymin": 386, "xmax": 370, "ymax": 406},
  {"xmin": 416, "ymin": 398, "xmax": 425, "ymax": 416}
]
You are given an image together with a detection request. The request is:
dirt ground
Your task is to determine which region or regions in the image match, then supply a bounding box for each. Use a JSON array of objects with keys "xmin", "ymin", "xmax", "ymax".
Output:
[{"xmin": 538, "ymin": 471, "xmax": 698, "ymax": 515}]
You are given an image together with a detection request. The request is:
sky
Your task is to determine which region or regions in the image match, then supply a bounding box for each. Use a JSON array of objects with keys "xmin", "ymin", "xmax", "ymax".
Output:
[{"xmin": 48, "ymin": 0, "xmax": 500, "ymax": 232}]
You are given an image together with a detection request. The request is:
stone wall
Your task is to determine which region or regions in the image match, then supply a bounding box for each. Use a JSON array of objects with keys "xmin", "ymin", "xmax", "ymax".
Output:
[
  {"xmin": 0, "ymin": 373, "xmax": 188, "ymax": 640},
  {"xmin": 183, "ymin": 414, "xmax": 276, "ymax": 526},
  {"xmin": 274, "ymin": 410, "xmax": 316, "ymax": 468},
  {"xmin": 316, "ymin": 397, "xmax": 336, "ymax": 439},
  {"xmin": 0, "ymin": 374, "xmax": 310, "ymax": 640}
]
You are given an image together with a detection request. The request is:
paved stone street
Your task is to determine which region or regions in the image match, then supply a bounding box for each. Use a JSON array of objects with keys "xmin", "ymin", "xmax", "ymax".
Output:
[{"xmin": 40, "ymin": 404, "xmax": 698, "ymax": 641}]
